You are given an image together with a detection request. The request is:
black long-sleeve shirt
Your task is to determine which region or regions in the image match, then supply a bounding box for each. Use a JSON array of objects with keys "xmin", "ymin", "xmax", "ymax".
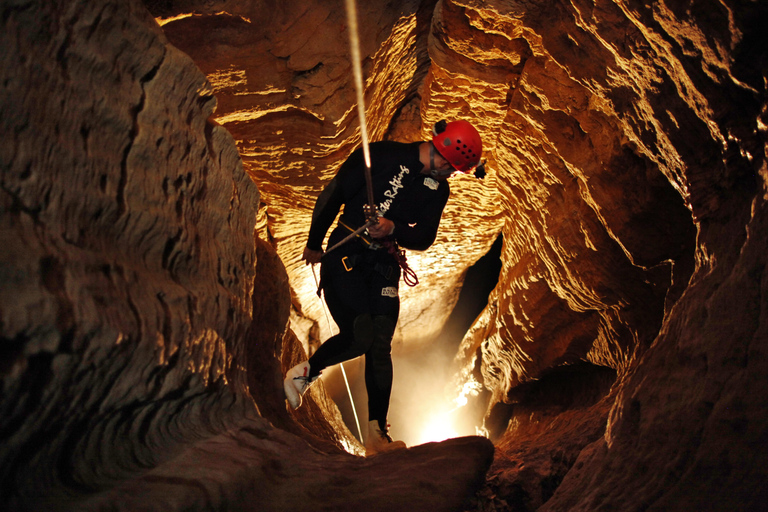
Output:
[{"xmin": 307, "ymin": 141, "xmax": 450, "ymax": 252}]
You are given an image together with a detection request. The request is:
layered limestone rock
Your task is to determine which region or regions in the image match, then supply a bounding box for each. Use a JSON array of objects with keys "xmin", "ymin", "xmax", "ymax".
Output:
[
  {"xmin": 0, "ymin": 0, "xmax": 260, "ymax": 507},
  {"xmin": 2, "ymin": 0, "xmax": 767, "ymax": 510},
  {"xmin": 152, "ymin": 0, "xmax": 766, "ymax": 509},
  {"xmin": 438, "ymin": 0, "xmax": 768, "ymax": 509}
]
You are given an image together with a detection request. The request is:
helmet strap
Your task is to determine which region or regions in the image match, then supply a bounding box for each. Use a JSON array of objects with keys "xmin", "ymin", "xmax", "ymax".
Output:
[
  {"xmin": 431, "ymin": 169, "xmax": 455, "ymax": 178},
  {"xmin": 428, "ymin": 143, "xmax": 457, "ymax": 178}
]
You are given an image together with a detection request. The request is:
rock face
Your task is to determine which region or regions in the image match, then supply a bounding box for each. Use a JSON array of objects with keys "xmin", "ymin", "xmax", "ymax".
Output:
[
  {"xmin": 1, "ymin": 0, "xmax": 767, "ymax": 511},
  {"xmin": 0, "ymin": 0, "xmax": 260, "ymax": 507}
]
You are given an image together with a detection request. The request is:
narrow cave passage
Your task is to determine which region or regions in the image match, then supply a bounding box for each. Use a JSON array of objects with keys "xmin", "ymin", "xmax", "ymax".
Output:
[{"xmin": 3, "ymin": 0, "xmax": 766, "ymax": 510}]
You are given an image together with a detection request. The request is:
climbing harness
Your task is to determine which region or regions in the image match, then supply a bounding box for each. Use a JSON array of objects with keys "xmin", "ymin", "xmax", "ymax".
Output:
[
  {"xmin": 335, "ymin": 220, "xmax": 419, "ymax": 287},
  {"xmin": 310, "ymin": 264, "xmax": 364, "ymax": 445}
]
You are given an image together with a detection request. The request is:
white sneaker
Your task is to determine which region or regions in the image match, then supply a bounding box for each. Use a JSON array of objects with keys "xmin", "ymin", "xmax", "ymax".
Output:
[
  {"xmin": 283, "ymin": 361, "xmax": 317, "ymax": 409},
  {"xmin": 365, "ymin": 420, "xmax": 407, "ymax": 456}
]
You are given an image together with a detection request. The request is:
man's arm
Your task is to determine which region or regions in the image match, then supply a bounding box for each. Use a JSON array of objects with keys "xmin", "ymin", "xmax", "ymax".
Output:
[
  {"xmin": 390, "ymin": 189, "xmax": 450, "ymax": 251},
  {"xmin": 305, "ymin": 177, "xmax": 344, "ymax": 253},
  {"xmin": 303, "ymin": 148, "xmax": 368, "ymax": 262}
]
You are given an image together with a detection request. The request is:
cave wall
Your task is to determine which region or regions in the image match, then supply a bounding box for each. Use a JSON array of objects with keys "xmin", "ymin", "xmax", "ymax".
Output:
[
  {"xmin": 442, "ymin": 0, "xmax": 768, "ymax": 509},
  {"xmin": 457, "ymin": 0, "xmax": 762, "ymax": 388},
  {"xmin": 0, "ymin": 0, "xmax": 263, "ymax": 506},
  {"xmin": 153, "ymin": 0, "xmax": 766, "ymax": 508},
  {"xmin": 2, "ymin": 0, "xmax": 767, "ymax": 510}
]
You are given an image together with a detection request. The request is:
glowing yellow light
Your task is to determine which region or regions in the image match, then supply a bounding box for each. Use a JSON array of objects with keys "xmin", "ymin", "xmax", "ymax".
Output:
[
  {"xmin": 412, "ymin": 375, "xmax": 485, "ymax": 446},
  {"xmin": 417, "ymin": 411, "xmax": 460, "ymax": 445}
]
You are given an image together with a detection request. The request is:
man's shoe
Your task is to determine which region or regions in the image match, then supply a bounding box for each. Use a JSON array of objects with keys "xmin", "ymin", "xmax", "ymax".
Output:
[
  {"xmin": 284, "ymin": 361, "xmax": 317, "ymax": 409},
  {"xmin": 365, "ymin": 420, "xmax": 407, "ymax": 456}
]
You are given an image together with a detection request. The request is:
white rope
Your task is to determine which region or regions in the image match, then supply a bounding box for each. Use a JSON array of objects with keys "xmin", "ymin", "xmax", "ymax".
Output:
[
  {"xmin": 311, "ymin": 265, "xmax": 364, "ymax": 444},
  {"xmin": 344, "ymin": 0, "xmax": 377, "ymax": 214},
  {"xmin": 344, "ymin": 0, "xmax": 372, "ymax": 170}
]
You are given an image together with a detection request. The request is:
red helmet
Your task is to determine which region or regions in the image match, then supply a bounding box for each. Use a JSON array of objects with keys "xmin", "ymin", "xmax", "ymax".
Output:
[{"xmin": 432, "ymin": 120, "xmax": 483, "ymax": 173}]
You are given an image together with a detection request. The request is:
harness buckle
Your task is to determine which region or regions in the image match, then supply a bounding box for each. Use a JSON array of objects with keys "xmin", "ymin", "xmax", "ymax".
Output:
[{"xmin": 342, "ymin": 256, "xmax": 353, "ymax": 272}]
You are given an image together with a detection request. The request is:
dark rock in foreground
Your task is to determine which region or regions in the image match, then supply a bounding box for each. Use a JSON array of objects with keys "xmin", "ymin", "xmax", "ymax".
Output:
[{"xmin": 81, "ymin": 425, "xmax": 494, "ymax": 512}]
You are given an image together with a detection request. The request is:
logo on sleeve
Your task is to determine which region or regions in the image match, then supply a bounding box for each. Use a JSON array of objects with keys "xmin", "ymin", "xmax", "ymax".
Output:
[{"xmin": 381, "ymin": 286, "xmax": 398, "ymax": 298}]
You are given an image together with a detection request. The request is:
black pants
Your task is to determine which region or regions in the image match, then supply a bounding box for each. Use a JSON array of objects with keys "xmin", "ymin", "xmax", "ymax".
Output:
[{"xmin": 308, "ymin": 240, "xmax": 400, "ymax": 426}]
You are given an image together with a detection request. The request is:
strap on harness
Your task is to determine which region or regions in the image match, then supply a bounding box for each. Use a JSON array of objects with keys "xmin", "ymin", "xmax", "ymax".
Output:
[
  {"xmin": 338, "ymin": 221, "xmax": 419, "ymax": 287},
  {"xmin": 341, "ymin": 254, "xmax": 396, "ymax": 281}
]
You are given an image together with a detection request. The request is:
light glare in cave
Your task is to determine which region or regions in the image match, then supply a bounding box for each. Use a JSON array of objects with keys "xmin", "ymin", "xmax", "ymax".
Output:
[
  {"xmin": 320, "ymin": 318, "xmax": 491, "ymax": 448},
  {"xmin": 411, "ymin": 375, "xmax": 484, "ymax": 445},
  {"xmin": 416, "ymin": 410, "xmax": 460, "ymax": 444}
]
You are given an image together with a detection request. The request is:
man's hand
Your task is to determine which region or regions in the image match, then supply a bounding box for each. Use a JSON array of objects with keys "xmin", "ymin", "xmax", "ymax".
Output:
[
  {"xmin": 302, "ymin": 247, "xmax": 323, "ymax": 265},
  {"xmin": 368, "ymin": 217, "xmax": 395, "ymax": 239}
]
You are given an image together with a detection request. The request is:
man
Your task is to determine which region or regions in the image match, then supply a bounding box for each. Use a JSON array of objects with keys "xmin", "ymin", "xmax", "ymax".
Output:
[{"xmin": 284, "ymin": 119, "xmax": 484, "ymax": 455}]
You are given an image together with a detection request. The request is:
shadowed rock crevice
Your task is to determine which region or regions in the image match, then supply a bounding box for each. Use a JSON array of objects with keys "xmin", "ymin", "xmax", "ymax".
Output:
[
  {"xmin": 470, "ymin": 364, "xmax": 617, "ymax": 511},
  {"xmin": 487, "ymin": 362, "xmax": 617, "ymax": 442}
]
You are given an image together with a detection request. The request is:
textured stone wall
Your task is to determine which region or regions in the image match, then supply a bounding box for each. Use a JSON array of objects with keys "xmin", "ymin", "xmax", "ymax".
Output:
[
  {"xmin": 2, "ymin": 0, "xmax": 767, "ymax": 510},
  {"xmin": 440, "ymin": 0, "xmax": 768, "ymax": 509},
  {"xmin": 0, "ymin": 0, "xmax": 262, "ymax": 507}
]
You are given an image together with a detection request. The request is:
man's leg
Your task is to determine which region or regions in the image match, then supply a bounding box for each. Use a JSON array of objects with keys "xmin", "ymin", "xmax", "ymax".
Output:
[
  {"xmin": 285, "ymin": 256, "xmax": 372, "ymax": 409},
  {"xmin": 308, "ymin": 313, "xmax": 373, "ymax": 378},
  {"xmin": 285, "ymin": 314, "xmax": 373, "ymax": 410},
  {"xmin": 365, "ymin": 315, "xmax": 396, "ymax": 426},
  {"xmin": 363, "ymin": 314, "xmax": 407, "ymax": 454}
]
